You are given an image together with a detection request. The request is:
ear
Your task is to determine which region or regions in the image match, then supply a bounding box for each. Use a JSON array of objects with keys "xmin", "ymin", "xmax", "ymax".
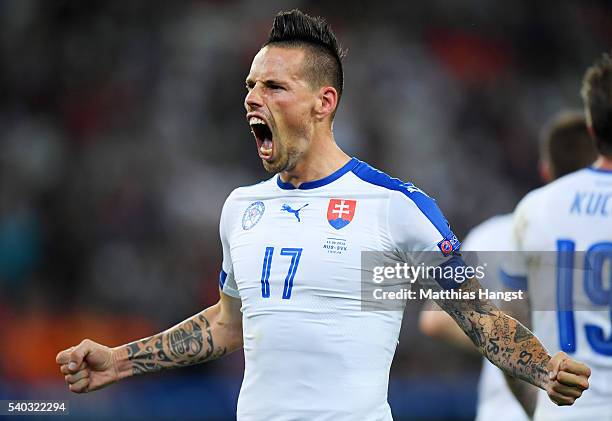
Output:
[
  {"xmin": 314, "ymin": 86, "xmax": 338, "ymax": 121},
  {"xmin": 585, "ymin": 108, "xmax": 596, "ymax": 139},
  {"xmin": 539, "ymin": 160, "xmax": 552, "ymax": 183},
  {"xmin": 587, "ymin": 122, "xmax": 596, "ymax": 140}
]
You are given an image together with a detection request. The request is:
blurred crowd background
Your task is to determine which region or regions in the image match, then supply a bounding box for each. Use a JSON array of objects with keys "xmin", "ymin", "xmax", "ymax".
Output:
[{"xmin": 1, "ymin": 0, "xmax": 610, "ymax": 419}]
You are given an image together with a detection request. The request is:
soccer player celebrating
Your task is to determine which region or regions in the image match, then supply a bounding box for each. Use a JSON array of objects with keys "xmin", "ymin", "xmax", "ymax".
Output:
[
  {"xmin": 56, "ymin": 10, "xmax": 591, "ymax": 420},
  {"xmin": 419, "ymin": 111, "xmax": 597, "ymax": 421},
  {"xmin": 502, "ymin": 52, "xmax": 612, "ymax": 420}
]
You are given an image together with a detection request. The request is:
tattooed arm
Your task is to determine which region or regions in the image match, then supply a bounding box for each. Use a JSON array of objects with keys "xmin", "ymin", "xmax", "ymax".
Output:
[
  {"xmin": 434, "ymin": 277, "xmax": 591, "ymax": 406},
  {"xmin": 56, "ymin": 290, "xmax": 243, "ymax": 393},
  {"xmin": 419, "ymin": 300, "xmax": 477, "ymax": 352},
  {"xmin": 499, "ymin": 287, "xmax": 538, "ymax": 417}
]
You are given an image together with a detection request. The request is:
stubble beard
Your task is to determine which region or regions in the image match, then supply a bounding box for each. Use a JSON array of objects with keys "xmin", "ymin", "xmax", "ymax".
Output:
[
  {"xmin": 262, "ymin": 159, "xmax": 286, "ymax": 174},
  {"xmin": 261, "ymin": 140, "xmax": 301, "ymax": 174}
]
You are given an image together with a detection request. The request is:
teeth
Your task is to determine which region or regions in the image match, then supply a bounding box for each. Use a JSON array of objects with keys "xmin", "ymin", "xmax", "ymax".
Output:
[
  {"xmin": 249, "ymin": 117, "xmax": 266, "ymax": 126},
  {"xmin": 260, "ymin": 139, "xmax": 273, "ymax": 155}
]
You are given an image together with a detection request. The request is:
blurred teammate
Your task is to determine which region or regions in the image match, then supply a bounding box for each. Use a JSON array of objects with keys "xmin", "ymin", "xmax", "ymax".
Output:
[
  {"xmin": 419, "ymin": 111, "xmax": 597, "ymax": 420},
  {"xmin": 56, "ymin": 10, "xmax": 591, "ymax": 420},
  {"xmin": 503, "ymin": 52, "xmax": 612, "ymax": 420}
]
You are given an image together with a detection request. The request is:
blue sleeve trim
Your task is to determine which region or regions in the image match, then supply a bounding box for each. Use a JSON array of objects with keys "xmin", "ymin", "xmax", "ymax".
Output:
[
  {"xmin": 351, "ymin": 159, "xmax": 454, "ymax": 240},
  {"xmin": 219, "ymin": 270, "xmax": 228, "ymax": 289},
  {"xmin": 499, "ymin": 269, "xmax": 528, "ymax": 291},
  {"xmin": 434, "ymin": 255, "xmax": 467, "ymax": 290}
]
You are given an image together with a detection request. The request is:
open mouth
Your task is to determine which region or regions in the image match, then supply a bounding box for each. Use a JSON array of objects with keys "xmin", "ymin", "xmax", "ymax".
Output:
[{"xmin": 249, "ymin": 116, "xmax": 274, "ymax": 160}]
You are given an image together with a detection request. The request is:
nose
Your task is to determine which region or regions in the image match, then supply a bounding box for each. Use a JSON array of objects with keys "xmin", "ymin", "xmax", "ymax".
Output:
[{"xmin": 245, "ymin": 84, "xmax": 263, "ymax": 110}]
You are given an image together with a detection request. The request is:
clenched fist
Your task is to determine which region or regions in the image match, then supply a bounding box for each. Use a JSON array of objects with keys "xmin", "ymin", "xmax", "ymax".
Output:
[
  {"xmin": 546, "ymin": 351, "xmax": 591, "ymax": 406},
  {"xmin": 56, "ymin": 339, "xmax": 119, "ymax": 393}
]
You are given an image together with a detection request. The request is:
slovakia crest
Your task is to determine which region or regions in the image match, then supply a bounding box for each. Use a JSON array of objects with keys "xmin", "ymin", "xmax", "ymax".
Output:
[
  {"xmin": 242, "ymin": 201, "xmax": 265, "ymax": 230},
  {"xmin": 327, "ymin": 199, "xmax": 356, "ymax": 230}
]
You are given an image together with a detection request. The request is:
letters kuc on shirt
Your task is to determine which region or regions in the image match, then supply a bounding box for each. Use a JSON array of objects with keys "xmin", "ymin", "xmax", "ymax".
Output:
[
  {"xmin": 569, "ymin": 191, "xmax": 612, "ymax": 216},
  {"xmin": 217, "ymin": 158, "xmax": 464, "ymax": 421}
]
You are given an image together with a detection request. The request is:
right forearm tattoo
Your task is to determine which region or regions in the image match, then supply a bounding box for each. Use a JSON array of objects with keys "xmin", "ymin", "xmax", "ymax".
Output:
[
  {"xmin": 436, "ymin": 279, "xmax": 551, "ymax": 390},
  {"xmin": 125, "ymin": 313, "xmax": 227, "ymax": 375}
]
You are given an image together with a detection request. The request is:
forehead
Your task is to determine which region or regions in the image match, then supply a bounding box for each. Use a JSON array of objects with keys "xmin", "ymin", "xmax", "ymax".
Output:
[{"xmin": 247, "ymin": 46, "xmax": 307, "ymax": 82}]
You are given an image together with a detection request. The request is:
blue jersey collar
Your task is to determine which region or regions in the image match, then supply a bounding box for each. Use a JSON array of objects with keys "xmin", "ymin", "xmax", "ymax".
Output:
[{"xmin": 276, "ymin": 157, "xmax": 359, "ymax": 190}]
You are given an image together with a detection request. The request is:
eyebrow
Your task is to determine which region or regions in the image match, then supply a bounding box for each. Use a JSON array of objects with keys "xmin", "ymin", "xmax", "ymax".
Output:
[{"xmin": 245, "ymin": 78, "xmax": 286, "ymax": 88}]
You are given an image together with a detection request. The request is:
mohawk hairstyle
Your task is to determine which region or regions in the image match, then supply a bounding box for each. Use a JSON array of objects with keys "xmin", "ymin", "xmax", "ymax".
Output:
[
  {"xmin": 581, "ymin": 51, "xmax": 612, "ymax": 155},
  {"xmin": 264, "ymin": 9, "xmax": 346, "ymax": 107}
]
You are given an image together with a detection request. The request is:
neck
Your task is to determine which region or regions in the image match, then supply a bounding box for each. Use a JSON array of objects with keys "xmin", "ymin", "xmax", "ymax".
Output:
[
  {"xmin": 593, "ymin": 155, "xmax": 612, "ymax": 170},
  {"xmin": 279, "ymin": 130, "xmax": 351, "ymax": 188}
]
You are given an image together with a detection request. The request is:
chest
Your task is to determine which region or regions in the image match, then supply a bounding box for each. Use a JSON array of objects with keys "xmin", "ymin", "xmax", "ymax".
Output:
[{"xmin": 229, "ymin": 196, "xmax": 389, "ymax": 302}]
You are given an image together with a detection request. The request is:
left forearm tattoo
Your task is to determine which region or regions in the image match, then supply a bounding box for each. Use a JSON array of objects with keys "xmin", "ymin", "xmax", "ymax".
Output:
[
  {"xmin": 124, "ymin": 313, "xmax": 227, "ymax": 375},
  {"xmin": 435, "ymin": 279, "xmax": 551, "ymax": 390}
]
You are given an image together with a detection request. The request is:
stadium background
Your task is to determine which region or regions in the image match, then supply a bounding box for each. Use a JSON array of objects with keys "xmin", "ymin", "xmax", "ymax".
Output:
[{"xmin": 0, "ymin": 0, "xmax": 610, "ymax": 419}]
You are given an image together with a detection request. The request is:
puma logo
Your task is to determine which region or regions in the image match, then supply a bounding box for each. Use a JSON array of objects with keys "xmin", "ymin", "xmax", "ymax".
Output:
[{"xmin": 281, "ymin": 203, "xmax": 309, "ymax": 222}]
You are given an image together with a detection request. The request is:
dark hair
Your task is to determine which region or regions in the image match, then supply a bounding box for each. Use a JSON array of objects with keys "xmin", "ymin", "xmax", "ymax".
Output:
[
  {"xmin": 581, "ymin": 51, "xmax": 612, "ymax": 156},
  {"xmin": 264, "ymin": 9, "xmax": 346, "ymax": 112},
  {"xmin": 540, "ymin": 110, "xmax": 597, "ymax": 179}
]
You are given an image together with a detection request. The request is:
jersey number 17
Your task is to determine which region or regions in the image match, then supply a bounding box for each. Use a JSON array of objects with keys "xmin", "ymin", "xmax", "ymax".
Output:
[{"xmin": 259, "ymin": 247, "xmax": 303, "ymax": 299}]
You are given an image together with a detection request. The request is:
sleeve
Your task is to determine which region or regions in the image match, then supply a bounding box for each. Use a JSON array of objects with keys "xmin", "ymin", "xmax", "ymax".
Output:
[
  {"xmin": 387, "ymin": 187, "xmax": 467, "ymax": 290},
  {"xmin": 499, "ymin": 196, "xmax": 532, "ymax": 291},
  {"xmin": 219, "ymin": 195, "xmax": 240, "ymax": 298}
]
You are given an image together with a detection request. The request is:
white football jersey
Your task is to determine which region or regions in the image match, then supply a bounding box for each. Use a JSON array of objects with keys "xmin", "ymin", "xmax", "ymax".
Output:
[
  {"xmin": 462, "ymin": 214, "xmax": 529, "ymax": 421},
  {"xmin": 504, "ymin": 168, "xmax": 612, "ymax": 421},
  {"xmin": 218, "ymin": 158, "xmax": 464, "ymax": 421}
]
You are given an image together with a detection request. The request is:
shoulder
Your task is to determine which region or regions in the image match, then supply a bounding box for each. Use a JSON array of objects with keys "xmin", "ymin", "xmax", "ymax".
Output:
[
  {"xmin": 514, "ymin": 185, "xmax": 546, "ymax": 215},
  {"xmin": 223, "ymin": 176, "xmax": 277, "ymax": 207},
  {"xmin": 220, "ymin": 177, "xmax": 276, "ymax": 229},
  {"xmin": 468, "ymin": 214, "xmax": 513, "ymax": 239},
  {"xmin": 547, "ymin": 168, "xmax": 592, "ymax": 192},
  {"xmin": 350, "ymin": 159, "xmax": 437, "ymax": 211},
  {"xmin": 515, "ymin": 169, "xmax": 588, "ymax": 216},
  {"xmin": 463, "ymin": 213, "xmax": 513, "ymax": 251},
  {"xmin": 351, "ymin": 159, "xmax": 427, "ymax": 196},
  {"xmin": 351, "ymin": 158, "xmax": 453, "ymax": 237}
]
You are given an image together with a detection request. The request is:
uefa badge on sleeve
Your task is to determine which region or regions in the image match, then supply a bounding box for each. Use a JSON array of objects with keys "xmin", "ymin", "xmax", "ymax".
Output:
[{"xmin": 437, "ymin": 234, "xmax": 460, "ymax": 256}]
